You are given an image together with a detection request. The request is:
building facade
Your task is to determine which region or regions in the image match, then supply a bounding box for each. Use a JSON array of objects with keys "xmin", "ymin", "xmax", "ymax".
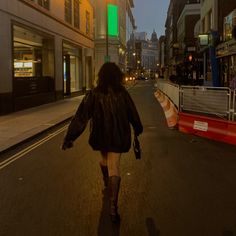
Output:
[
  {"xmin": 165, "ymin": 0, "xmax": 187, "ymax": 77},
  {"xmin": 176, "ymin": 0, "xmax": 201, "ymax": 84},
  {"xmin": 216, "ymin": 6, "xmax": 236, "ymax": 87},
  {"xmin": 0, "ymin": 0, "xmax": 94, "ymax": 115},
  {"xmin": 164, "ymin": 0, "xmax": 236, "ymax": 87},
  {"xmin": 199, "ymin": 0, "xmax": 236, "ymax": 86},
  {"xmin": 92, "ymin": 0, "xmax": 135, "ymax": 79},
  {"xmin": 143, "ymin": 31, "xmax": 159, "ymax": 76},
  {"xmin": 132, "ymin": 31, "xmax": 159, "ymax": 78}
]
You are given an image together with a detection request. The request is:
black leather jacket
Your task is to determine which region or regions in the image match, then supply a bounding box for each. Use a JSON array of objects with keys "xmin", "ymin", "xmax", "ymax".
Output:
[{"xmin": 64, "ymin": 86, "xmax": 143, "ymax": 153}]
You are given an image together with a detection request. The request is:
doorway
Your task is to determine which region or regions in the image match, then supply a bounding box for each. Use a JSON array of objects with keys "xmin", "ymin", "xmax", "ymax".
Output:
[
  {"xmin": 63, "ymin": 42, "xmax": 82, "ymax": 96},
  {"xmin": 63, "ymin": 54, "xmax": 70, "ymax": 95}
]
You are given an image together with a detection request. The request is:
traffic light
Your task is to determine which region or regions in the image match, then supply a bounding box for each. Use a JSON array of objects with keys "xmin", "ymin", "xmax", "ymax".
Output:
[
  {"xmin": 185, "ymin": 54, "xmax": 194, "ymax": 63},
  {"xmin": 188, "ymin": 54, "xmax": 193, "ymax": 62}
]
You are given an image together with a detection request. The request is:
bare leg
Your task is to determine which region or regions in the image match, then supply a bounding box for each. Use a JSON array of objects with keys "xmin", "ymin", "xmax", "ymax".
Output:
[
  {"xmin": 99, "ymin": 151, "xmax": 108, "ymax": 187},
  {"xmin": 107, "ymin": 152, "xmax": 121, "ymax": 177},
  {"xmin": 100, "ymin": 151, "xmax": 108, "ymax": 166}
]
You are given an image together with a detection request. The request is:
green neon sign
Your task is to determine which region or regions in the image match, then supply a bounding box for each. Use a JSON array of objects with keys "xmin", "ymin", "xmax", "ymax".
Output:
[{"xmin": 107, "ymin": 4, "xmax": 118, "ymax": 37}]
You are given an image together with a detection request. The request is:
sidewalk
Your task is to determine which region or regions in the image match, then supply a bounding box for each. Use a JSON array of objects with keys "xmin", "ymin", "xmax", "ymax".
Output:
[
  {"xmin": 0, "ymin": 96, "xmax": 83, "ymax": 153},
  {"xmin": 0, "ymin": 83, "xmax": 137, "ymax": 154}
]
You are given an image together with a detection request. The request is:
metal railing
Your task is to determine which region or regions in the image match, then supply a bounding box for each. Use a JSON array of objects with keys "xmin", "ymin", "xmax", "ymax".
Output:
[
  {"xmin": 233, "ymin": 90, "xmax": 236, "ymax": 121},
  {"xmin": 156, "ymin": 79, "xmax": 180, "ymax": 109},
  {"xmin": 155, "ymin": 79, "xmax": 236, "ymax": 121},
  {"xmin": 180, "ymin": 86, "xmax": 231, "ymax": 120}
]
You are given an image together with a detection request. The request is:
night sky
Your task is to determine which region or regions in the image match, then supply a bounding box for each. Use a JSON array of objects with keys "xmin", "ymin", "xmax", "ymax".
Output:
[{"xmin": 132, "ymin": 0, "xmax": 170, "ymax": 39}]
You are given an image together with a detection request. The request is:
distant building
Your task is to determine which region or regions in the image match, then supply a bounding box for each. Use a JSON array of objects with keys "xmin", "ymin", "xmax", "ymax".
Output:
[
  {"xmin": 134, "ymin": 32, "xmax": 148, "ymax": 41},
  {"xmin": 133, "ymin": 30, "xmax": 159, "ymax": 77},
  {"xmin": 144, "ymin": 31, "xmax": 159, "ymax": 74}
]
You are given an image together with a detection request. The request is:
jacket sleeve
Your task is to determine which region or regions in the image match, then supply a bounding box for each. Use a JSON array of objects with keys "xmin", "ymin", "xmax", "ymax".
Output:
[
  {"xmin": 125, "ymin": 92, "xmax": 143, "ymax": 135},
  {"xmin": 64, "ymin": 91, "xmax": 93, "ymax": 142}
]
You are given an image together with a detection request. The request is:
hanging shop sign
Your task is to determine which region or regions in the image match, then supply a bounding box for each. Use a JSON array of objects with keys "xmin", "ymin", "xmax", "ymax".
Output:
[{"xmin": 198, "ymin": 34, "xmax": 209, "ymax": 46}]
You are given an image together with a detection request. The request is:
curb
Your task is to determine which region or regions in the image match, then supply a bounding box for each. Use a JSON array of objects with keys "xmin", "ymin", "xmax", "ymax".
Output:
[
  {"xmin": 0, "ymin": 85, "xmax": 137, "ymax": 155},
  {"xmin": 0, "ymin": 116, "xmax": 73, "ymax": 155}
]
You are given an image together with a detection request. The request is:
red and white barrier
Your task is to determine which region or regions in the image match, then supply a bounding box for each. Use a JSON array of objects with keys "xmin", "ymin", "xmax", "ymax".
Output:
[
  {"xmin": 154, "ymin": 89, "xmax": 236, "ymax": 145},
  {"xmin": 154, "ymin": 90, "xmax": 178, "ymax": 129},
  {"xmin": 178, "ymin": 112, "xmax": 236, "ymax": 145}
]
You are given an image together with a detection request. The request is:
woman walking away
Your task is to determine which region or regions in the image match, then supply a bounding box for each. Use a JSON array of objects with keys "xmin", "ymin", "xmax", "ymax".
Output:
[{"xmin": 61, "ymin": 62, "xmax": 143, "ymax": 223}]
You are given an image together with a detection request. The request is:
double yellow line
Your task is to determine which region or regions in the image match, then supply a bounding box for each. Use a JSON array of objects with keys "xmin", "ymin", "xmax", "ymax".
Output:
[{"xmin": 0, "ymin": 125, "xmax": 68, "ymax": 170}]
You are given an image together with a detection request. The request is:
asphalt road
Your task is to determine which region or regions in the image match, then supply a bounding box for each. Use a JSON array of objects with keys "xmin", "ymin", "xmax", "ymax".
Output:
[{"xmin": 0, "ymin": 80, "xmax": 236, "ymax": 236}]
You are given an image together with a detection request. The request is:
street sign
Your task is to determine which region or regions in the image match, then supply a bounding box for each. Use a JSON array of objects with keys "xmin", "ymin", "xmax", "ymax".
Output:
[
  {"xmin": 107, "ymin": 4, "xmax": 118, "ymax": 37},
  {"xmin": 198, "ymin": 34, "xmax": 209, "ymax": 46},
  {"xmin": 193, "ymin": 120, "xmax": 208, "ymax": 132}
]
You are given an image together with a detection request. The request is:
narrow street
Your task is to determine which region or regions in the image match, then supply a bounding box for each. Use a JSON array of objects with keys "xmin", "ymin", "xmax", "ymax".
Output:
[{"xmin": 0, "ymin": 80, "xmax": 236, "ymax": 236}]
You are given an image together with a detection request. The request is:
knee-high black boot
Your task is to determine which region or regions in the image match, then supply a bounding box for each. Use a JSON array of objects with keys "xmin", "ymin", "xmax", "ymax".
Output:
[
  {"xmin": 99, "ymin": 163, "xmax": 109, "ymax": 187},
  {"xmin": 108, "ymin": 176, "xmax": 121, "ymax": 223}
]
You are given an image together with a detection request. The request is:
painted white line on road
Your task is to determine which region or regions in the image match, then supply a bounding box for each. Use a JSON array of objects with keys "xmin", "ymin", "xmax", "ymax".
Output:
[{"xmin": 0, "ymin": 125, "xmax": 68, "ymax": 170}]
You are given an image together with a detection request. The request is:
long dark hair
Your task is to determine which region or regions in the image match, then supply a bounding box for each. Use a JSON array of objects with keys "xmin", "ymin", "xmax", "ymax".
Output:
[{"xmin": 97, "ymin": 62, "xmax": 124, "ymax": 93}]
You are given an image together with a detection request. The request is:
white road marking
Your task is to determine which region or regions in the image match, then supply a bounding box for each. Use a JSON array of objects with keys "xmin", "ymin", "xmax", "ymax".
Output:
[{"xmin": 0, "ymin": 125, "xmax": 68, "ymax": 170}]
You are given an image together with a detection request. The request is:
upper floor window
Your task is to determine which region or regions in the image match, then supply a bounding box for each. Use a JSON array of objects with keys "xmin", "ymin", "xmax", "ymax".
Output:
[
  {"xmin": 30, "ymin": 0, "xmax": 50, "ymax": 10},
  {"xmin": 187, "ymin": 0, "xmax": 200, "ymax": 3},
  {"xmin": 65, "ymin": 0, "xmax": 82, "ymax": 30},
  {"xmin": 86, "ymin": 11, "xmax": 90, "ymax": 35},
  {"xmin": 65, "ymin": 0, "xmax": 72, "ymax": 24},
  {"xmin": 74, "ymin": 0, "xmax": 80, "ymax": 29},
  {"xmin": 38, "ymin": 0, "xmax": 50, "ymax": 10}
]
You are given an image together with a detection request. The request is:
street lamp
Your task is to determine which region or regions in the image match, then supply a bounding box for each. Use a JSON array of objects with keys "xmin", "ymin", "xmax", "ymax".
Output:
[
  {"xmin": 132, "ymin": 52, "xmax": 136, "ymax": 72},
  {"xmin": 105, "ymin": 0, "xmax": 109, "ymax": 59}
]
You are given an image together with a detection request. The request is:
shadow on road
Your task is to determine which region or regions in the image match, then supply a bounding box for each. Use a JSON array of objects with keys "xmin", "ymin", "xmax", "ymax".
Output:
[
  {"xmin": 97, "ymin": 188, "xmax": 120, "ymax": 236},
  {"xmin": 146, "ymin": 217, "xmax": 160, "ymax": 236}
]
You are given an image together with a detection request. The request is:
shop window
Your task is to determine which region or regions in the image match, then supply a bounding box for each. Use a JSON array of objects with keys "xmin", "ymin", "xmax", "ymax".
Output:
[
  {"xmin": 13, "ymin": 26, "xmax": 54, "ymax": 79},
  {"xmin": 14, "ymin": 45, "xmax": 41, "ymax": 77},
  {"xmin": 224, "ymin": 11, "xmax": 236, "ymax": 41},
  {"xmin": 13, "ymin": 25, "xmax": 55, "ymax": 97}
]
